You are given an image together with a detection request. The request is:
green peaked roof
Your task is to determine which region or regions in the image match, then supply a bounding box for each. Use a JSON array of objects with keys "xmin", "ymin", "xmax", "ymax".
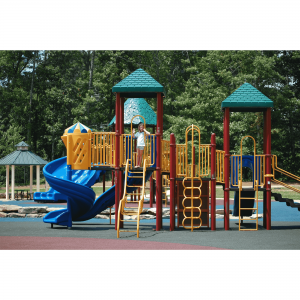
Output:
[
  {"xmin": 222, "ymin": 83, "xmax": 273, "ymax": 112},
  {"xmin": 112, "ymin": 69, "xmax": 165, "ymax": 98},
  {"xmin": 15, "ymin": 141, "xmax": 29, "ymax": 147},
  {"xmin": 109, "ymin": 98, "xmax": 157, "ymax": 126},
  {"xmin": 0, "ymin": 141, "xmax": 48, "ymax": 166}
]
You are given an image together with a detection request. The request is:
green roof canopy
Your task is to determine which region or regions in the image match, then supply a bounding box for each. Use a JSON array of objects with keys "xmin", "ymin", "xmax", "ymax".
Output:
[
  {"xmin": 109, "ymin": 98, "xmax": 157, "ymax": 127},
  {"xmin": 222, "ymin": 83, "xmax": 274, "ymax": 112},
  {"xmin": 0, "ymin": 142, "xmax": 48, "ymax": 166},
  {"xmin": 112, "ymin": 68, "xmax": 165, "ymax": 98},
  {"xmin": 15, "ymin": 141, "xmax": 29, "ymax": 147}
]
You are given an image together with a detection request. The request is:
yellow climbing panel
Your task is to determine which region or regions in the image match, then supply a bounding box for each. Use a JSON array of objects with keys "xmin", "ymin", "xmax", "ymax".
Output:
[
  {"xmin": 117, "ymin": 158, "xmax": 147, "ymax": 238},
  {"xmin": 65, "ymin": 133, "xmax": 91, "ymax": 170}
]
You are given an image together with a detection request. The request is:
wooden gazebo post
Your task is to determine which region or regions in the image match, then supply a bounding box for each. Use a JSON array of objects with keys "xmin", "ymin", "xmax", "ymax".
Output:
[{"xmin": 6, "ymin": 165, "xmax": 9, "ymax": 200}]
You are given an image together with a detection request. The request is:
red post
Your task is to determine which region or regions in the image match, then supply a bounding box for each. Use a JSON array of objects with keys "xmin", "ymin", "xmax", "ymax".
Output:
[
  {"xmin": 119, "ymin": 97, "xmax": 125, "ymax": 228},
  {"xmin": 223, "ymin": 108, "xmax": 230, "ymax": 230},
  {"xmin": 156, "ymin": 92, "xmax": 163, "ymax": 231},
  {"xmin": 210, "ymin": 133, "xmax": 216, "ymax": 231},
  {"xmin": 114, "ymin": 93, "xmax": 121, "ymax": 230},
  {"xmin": 170, "ymin": 133, "xmax": 176, "ymax": 231},
  {"xmin": 120, "ymin": 97, "xmax": 124, "ymax": 133},
  {"xmin": 265, "ymin": 108, "xmax": 272, "ymax": 230}
]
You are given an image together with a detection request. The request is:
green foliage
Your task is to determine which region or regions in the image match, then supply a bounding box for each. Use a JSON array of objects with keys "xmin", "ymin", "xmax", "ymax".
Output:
[{"xmin": 1, "ymin": 50, "xmax": 300, "ymax": 180}]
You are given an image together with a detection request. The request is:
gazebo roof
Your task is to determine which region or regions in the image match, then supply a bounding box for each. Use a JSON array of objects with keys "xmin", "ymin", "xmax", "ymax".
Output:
[
  {"xmin": 221, "ymin": 83, "xmax": 274, "ymax": 112},
  {"xmin": 109, "ymin": 98, "xmax": 157, "ymax": 127},
  {"xmin": 0, "ymin": 142, "xmax": 48, "ymax": 166},
  {"xmin": 15, "ymin": 141, "xmax": 29, "ymax": 147},
  {"xmin": 112, "ymin": 68, "xmax": 165, "ymax": 98}
]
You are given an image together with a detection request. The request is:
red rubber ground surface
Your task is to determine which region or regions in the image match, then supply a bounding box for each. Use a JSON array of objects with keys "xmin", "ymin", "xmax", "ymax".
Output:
[{"xmin": 0, "ymin": 236, "xmax": 229, "ymax": 250}]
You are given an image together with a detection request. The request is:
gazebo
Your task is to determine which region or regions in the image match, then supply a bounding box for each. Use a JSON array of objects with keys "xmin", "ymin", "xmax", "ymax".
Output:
[
  {"xmin": 0, "ymin": 141, "xmax": 48, "ymax": 200},
  {"xmin": 109, "ymin": 98, "xmax": 157, "ymax": 132}
]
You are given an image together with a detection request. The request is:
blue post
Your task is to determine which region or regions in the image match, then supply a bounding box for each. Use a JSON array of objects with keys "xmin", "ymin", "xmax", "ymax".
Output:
[{"xmin": 67, "ymin": 165, "xmax": 72, "ymax": 181}]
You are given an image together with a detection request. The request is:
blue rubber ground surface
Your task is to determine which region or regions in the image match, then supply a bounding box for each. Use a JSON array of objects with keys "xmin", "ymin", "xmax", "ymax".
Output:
[{"xmin": 1, "ymin": 199, "xmax": 299, "ymax": 222}]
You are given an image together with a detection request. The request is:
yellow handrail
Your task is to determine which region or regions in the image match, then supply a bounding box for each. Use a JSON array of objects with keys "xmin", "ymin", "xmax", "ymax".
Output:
[{"xmin": 271, "ymin": 155, "xmax": 300, "ymax": 193}]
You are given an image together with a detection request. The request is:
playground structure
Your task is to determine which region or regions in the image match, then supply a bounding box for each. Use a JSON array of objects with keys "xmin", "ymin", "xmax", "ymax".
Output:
[{"xmin": 39, "ymin": 68, "xmax": 300, "ymax": 235}]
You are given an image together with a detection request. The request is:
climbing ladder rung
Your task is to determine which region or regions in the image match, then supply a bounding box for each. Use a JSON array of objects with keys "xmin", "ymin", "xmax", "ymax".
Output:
[
  {"xmin": 128, "ymin": 176, "xmax": 143, "ymax": 178},
  {"xmin": 125, "ymin": 200, "xmax": 141, "ymax": 203},
  {"xmin": 183, "ymin": 207, "xmax": 201, "ymax": 211},
  {"xmin": 126, "ymin": 192, "xmax": 143, "ymax": 196},
  {"xmin": 240, "ymin": 197, "xmax": 256, "ymax": 200},
  {"xmin": 182, "ymin": 225, "xmax": 202, "ymax": 229}
]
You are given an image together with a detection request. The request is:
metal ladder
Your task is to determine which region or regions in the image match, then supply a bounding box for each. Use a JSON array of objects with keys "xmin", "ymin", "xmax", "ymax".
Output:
[
  {"xmin": 182, "ymin": 124, "xmax": 202, "ymax": 231},
  {"xmin": 238, "ymin": 180, "xmax": 259, "ymax": 231},
  {"xmin": 117, "ymin": 159, "xmax": 146, "ymax": 238},
  {"xmin": 237, "ymin": 136, "xmax": 262, "ymax": 231}
]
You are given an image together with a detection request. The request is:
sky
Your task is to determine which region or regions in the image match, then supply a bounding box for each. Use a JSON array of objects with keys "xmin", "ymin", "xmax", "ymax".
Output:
[{"xmin": 1, "ymin": 1, "xmax": 300, "ymax": 50}]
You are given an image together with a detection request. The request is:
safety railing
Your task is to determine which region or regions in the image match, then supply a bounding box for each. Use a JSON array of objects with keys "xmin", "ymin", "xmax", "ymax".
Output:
[
  {"xmin": 216, "ymin": 150, "xmax": 225, "ymax": 183},
  {"xmin": 161, "ymin": 139, "xmax": 170, "ymax": 173},
  {"xmin": 91, "ymin": 132, "xmax": 115, "ymax": 168},
  {"xmin": 176, "ymin": 144, "xmax": 186, "ymax": 177},
  {"xmin": 176, "ymin": 144, "xmax": 210, "ymax": 178},
  {"xmin": 120, "ymin": 134, "xmax": 156, "ymax": 168},
  {"xmin": 271, "ymin": 155, "xmax": 300, "ymax": 193},
  {"xmin": 230, "ymin": 155, "xmax": 265, "ymax": 188},
  {"xmin": 198, "ymin": 144, "xmax": 210, "ymax": 177}
]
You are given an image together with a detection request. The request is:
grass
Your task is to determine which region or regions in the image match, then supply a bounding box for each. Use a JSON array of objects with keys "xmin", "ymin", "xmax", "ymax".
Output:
[
  {"xmin": 92, "ymin": 186, "xmax": 105, "ymax": 196},
  {"xmin": 2, "ymin": 183, "xmax": 299, "ymax": 201}
]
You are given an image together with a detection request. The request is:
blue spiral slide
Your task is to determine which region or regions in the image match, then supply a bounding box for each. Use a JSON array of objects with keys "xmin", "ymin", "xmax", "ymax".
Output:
[
  {"xmin": 42, "ymin": 157, "xmax": 154, "ymax": 228},
  {"xmin": 34, "ymin": 157, "xmax": 101, "ymax": 202}
]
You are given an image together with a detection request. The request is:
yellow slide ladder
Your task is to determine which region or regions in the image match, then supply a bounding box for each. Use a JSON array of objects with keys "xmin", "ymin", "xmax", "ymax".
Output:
[
  {"xmin": 238, "ymin": 179, "xmax": 259, "ymax": 231},
  {"xmin": 117, "ymin": 159, "xmax": 147, "ymax": 238}
]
